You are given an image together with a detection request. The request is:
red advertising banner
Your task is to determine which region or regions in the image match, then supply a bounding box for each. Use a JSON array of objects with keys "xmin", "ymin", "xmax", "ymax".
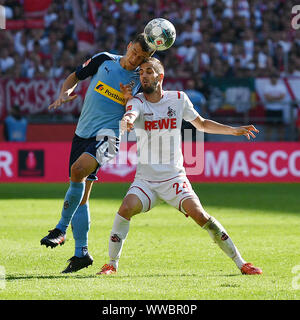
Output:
[
  {"xmin": 188, "ymin": 142, "xmax": 300, "ymax": 183},
  {"xmin": 0, "ymin": 142, "xmax": 71, "ymax": 183},
  {"xmin": 0, "ymin": 142, "xmax": 300, "ymax": 183},
  {"xmin": 0, "ymin": 78, "xmax": 89, "ymax": 121},
  {"xmin": 0, "ymin": 78, "xmax": 186, "ymax": 121}
]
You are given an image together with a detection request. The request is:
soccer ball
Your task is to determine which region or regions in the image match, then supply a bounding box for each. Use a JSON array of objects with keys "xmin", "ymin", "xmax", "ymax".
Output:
[{"xmin": 144, "ymin": 18, "xmax": 176, "ymax": 51}]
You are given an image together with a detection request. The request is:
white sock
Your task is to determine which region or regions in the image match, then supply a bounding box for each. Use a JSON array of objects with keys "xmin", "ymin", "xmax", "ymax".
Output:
[
  {"xmin": 108, "ymin": 213, "xmax": 130, "ymax": 269},
  {"xmin": 202, "ymin": 217, "xmax": 246, "ymax": 269}
]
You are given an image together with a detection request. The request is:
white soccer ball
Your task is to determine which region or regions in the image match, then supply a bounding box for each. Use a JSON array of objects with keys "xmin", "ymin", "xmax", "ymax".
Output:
[{"xmin": 144, "ymin": 18, "xmax": 176, "ymax": 51}]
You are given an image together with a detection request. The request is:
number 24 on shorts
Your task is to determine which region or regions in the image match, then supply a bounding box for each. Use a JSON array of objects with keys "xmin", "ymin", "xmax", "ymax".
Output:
[{"xmin": 173, "ymin": 181, "xmax": 190, "ymax": 195}]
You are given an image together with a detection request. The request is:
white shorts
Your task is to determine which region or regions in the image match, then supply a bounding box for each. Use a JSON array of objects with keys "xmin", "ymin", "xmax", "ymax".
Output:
[{"xmin": 126, "ymin": 175, "xmax": 199, "ymax": 216}]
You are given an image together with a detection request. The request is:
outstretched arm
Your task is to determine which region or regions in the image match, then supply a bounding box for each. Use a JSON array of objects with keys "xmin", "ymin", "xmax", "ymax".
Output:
[
  {"xmin": 48, "ymin": 72, "xmax": 79, "ymax": 110},
  {"xmin": 191, "ymin": 115, "xmax": 259, "ymax": 140}
]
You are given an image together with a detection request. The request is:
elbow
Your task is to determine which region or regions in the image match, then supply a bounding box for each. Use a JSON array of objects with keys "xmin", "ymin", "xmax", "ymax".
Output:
[
  {"xmin": 70, "ymin": 72, "xmax": 79, "ymax": 83},
  {"xmin": 200, "ymin": 118, "xmax": 207, "ymax": 131},
  {"xmin": 191, "ymin": 116, "xmax": 206, "ymax": 131}
]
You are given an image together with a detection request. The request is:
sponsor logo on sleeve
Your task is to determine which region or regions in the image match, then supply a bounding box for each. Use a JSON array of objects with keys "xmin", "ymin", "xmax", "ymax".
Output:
[{"xmin": 82, "ymin": 58, "xmax": 91, "ymax": 68}]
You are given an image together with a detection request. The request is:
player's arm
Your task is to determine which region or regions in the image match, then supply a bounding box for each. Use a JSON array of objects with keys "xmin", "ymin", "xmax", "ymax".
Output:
[
  {"xmin": 120, "ymin": 83, "xmax": 134, "ymax": 106},
  {"xmin": 49, "ymin": 72, "xmax": 79, "ymax": 110},
  {"xmin": 120, "ymin": 98, "xmax": 141, "ymax": 134},
  {"xmin": 190, "ymin": 115, "xmax": 259, "ymax": 140},
  {"xmin": 121, "ymin": 113, "xmax": 137, "ymax": 134},
  {"xmin": 49, "ymin": 53, "xmax": 112, "ymax": 110}
]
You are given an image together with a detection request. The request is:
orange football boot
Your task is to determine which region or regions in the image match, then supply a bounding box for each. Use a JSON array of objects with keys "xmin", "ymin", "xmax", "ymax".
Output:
[
  {"xmin": 241, "ymin": 262, "xmax": 262, "ymax": 275},
  {"xmin": 96, "ymin": 264, "xmax": 117, "ymax": 275}
]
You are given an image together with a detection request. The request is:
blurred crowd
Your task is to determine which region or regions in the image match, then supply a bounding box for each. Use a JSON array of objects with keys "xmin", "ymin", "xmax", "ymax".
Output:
[
  {"xmin": 1, "ymin": 0, "xmax": 300, "ymax": 141},
  {"xmin": 1, "ymin": 0, "xmax": 299, "ymax": 81}
]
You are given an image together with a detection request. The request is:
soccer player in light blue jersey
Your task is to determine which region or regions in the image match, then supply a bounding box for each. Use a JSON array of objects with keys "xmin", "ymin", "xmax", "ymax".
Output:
[{"xmin": 40, "ymin": 34, "xmax": 154, "ymax": 273}]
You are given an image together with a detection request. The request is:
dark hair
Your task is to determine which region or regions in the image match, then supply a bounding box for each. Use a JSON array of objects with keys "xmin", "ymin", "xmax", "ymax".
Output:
[
  {"xmin": 12, "ymin": 105, "xmax": 21, "ymax": 112},
  {"xmin": 271, "ymin": 70, "xmax": 279, "ymax": 78},
  {"xmin": 132, "ymin": 33, "xmax": 155, "ymax": 54}
]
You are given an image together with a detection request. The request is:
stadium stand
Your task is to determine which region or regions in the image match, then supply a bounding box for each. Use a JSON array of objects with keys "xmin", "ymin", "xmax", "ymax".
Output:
[{"xmin": 0, "ymin": 0, "xmax": 300, "ymax": 141}]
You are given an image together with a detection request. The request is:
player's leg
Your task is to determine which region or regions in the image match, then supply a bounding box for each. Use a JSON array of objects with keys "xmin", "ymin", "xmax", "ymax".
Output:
[
  {"xmin": 80, "ymin": 179, "xmax": 94, "ymax": 205},
  {"xmin": 159, "ymin": 176, "xmax": 246, "ymax": 268},
  {"xmin": 70, "ymin": 180, "xmax": 93, "ymax": 258},
  {"xmin": 60, "ymin": 167, "xmax": 100, "ymax": 273},
  {"xmin": 97, "ymin": 181, "xmax": 156, "ymax": 275},
  {"xmin": 97, "ymin": 194, "xmax": 143, "ymax": 275},
  {"xmin": 61, "ymin": 180, "xmax": 95, "ymax": 273},
  {"xmin": 182, "ymin": 197, "xmax": 262, "ymax": 275},
  {"xmin": 182, "ymin": 197, "xmax": 246, "ymax": 265},
  {"xmin": 56, "ymin": 153, "xmax": 98, "ymax": 232},
  {"xmin": 69, "ymin": 135, "xmax": 120, "ymax": 255},
  {"xmin": 159, "ymin": 176, "xmax": 262, "ymax": 275},
  {"xmin": 40, "ymin": 152, "xmax": 98, "ymax": 249},
  {"xmin": 62, "ymin": 136, "xmax": 120, "ymax": 272}
]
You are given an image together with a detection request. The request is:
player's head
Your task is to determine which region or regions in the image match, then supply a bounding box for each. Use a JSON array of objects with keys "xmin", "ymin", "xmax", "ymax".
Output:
[
  {"xmin": 11, "ymin": 105, "xmax": 22, "ymax": 120},
  {"xmin": 270, "ymin": 69, "xmax": 279, "ymax": 84},
  {"xmin": 139, "ymin": 57, "xmax": 164, "ymax": 94},
  {"xmin": 123, "ymin": 33, "xmax": 155, "ymax": 71}
]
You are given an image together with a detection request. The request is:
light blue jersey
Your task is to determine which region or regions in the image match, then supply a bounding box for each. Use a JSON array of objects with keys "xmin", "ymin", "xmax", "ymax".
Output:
[
  {"xmin": 4, "ymin": 115, "xmax": 27, "ymax": 141},
  {"xmin": 75, "ymin": 52, "xmax": 141, "ymax": 138}
]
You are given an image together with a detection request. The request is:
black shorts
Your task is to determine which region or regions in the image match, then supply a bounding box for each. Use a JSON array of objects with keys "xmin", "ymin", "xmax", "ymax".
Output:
[
  {"xmin": 266, "ymin": 110, "xmax": 283, "ymax": 125},
  {"xmin": 69, "ymin": 134, "xmax": 120, "ymax": 181}
]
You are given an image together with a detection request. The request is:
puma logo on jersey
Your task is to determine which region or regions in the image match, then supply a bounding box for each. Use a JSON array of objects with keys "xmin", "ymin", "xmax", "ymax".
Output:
[
  {"xmin": 104, "ymin": 67, "xmax": 111, "ymax": 74},
  {"xmin": 144, "ymin": 118, "xmax": 177, "ymax": 131}
]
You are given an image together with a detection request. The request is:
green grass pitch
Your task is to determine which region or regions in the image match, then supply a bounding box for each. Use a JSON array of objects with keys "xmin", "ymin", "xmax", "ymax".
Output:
[{"xmin": 0, "ymin": 182, "xmax": 299, "ymax": 300}]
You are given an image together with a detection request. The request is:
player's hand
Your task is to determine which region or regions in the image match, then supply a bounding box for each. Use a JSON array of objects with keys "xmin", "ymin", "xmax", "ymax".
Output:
[
  {"xmin": 121, "ymin": 115, "xmax": 135, "ymax": 135},
  {"xmin": 233, "ymin": 125, "xmax": 259, "ymax": 140},
  {"xmin": 48, "ymin": 93, "xmax": 78, "ymax": 110},
  {"xmin": 120, "ymin": 82, "xmax": 133, "ymax": 104}
]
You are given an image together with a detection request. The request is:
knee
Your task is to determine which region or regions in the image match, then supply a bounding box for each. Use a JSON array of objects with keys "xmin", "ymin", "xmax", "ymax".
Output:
[
  {"xmin": 118, "ymin": 201, "xmax": 141, "ymax": 220},
  {"xmin": 71, "ymin": 163, "xmax": 86, "ymax": 181},
  {"xmin": 118, "ymin": 202, "xmax": 135, "ymax": 219},
  {"xmin": 118, "ymin": 194, "xmax": 143, "ymax": 220}
]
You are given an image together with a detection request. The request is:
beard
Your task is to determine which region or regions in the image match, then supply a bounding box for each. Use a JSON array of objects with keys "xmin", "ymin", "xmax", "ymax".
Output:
[{"xmin": 141, "ymin": 80, "xmax": 158, "ymax": 94}]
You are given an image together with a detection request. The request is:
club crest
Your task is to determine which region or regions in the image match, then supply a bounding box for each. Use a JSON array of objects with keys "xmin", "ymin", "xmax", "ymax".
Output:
[{"xmin": 167, "ymin": 106, "xmax": 176, "ymax": 118}]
